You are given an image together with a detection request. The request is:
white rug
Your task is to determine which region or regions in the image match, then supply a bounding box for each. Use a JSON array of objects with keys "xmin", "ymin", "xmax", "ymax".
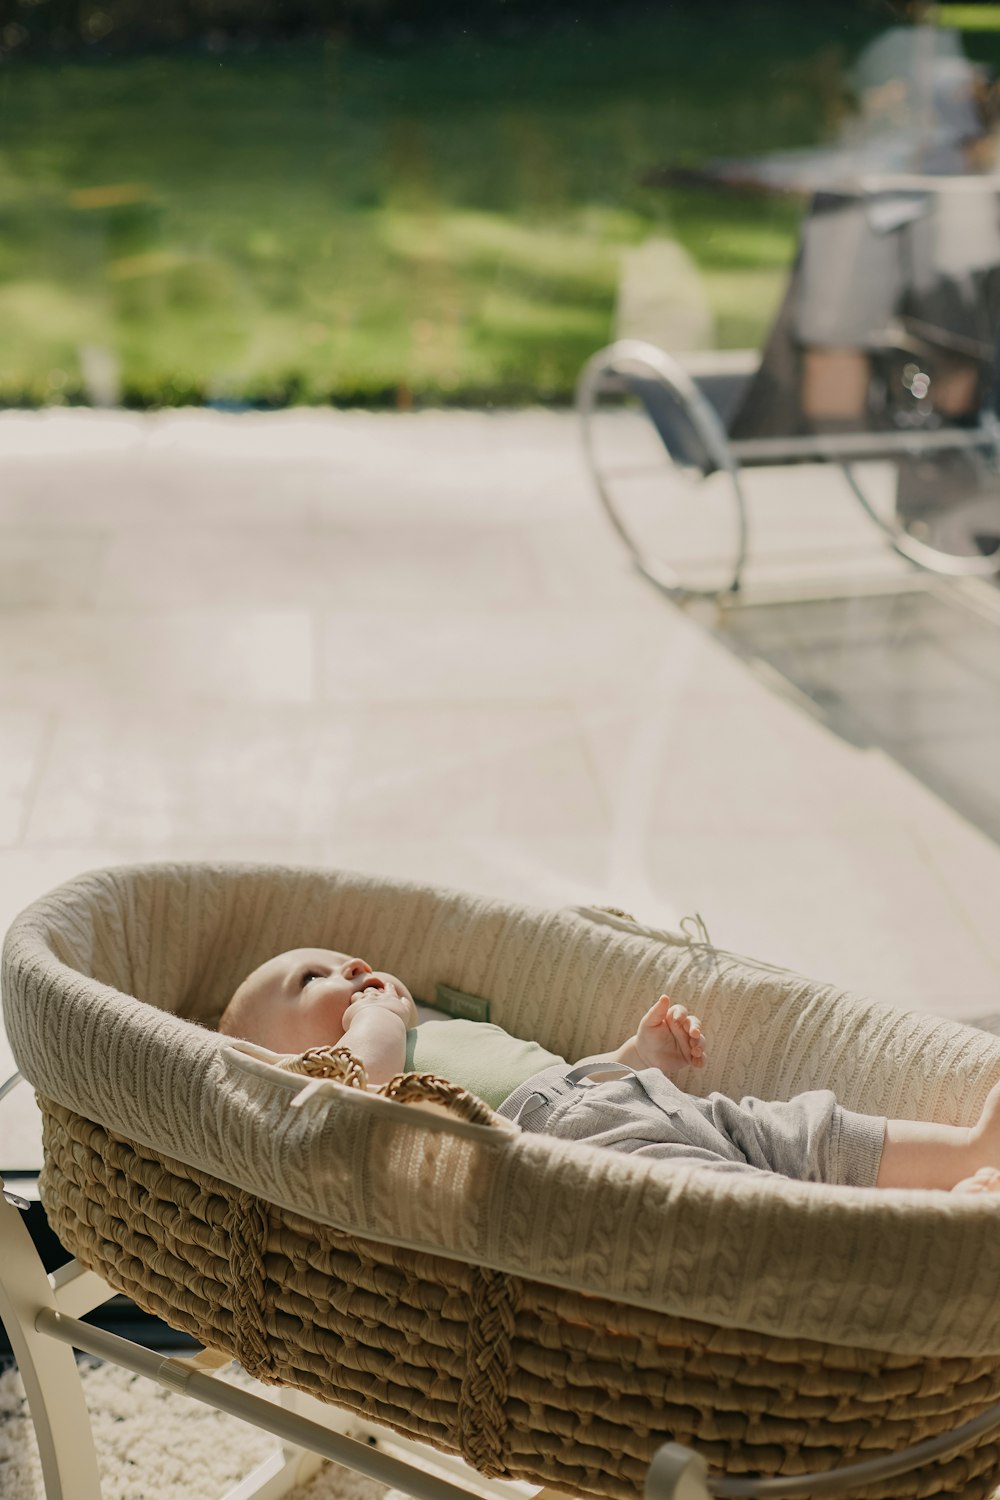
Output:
[{"xmin": 0, "ymin": 1356, "xmax": 410, "ymax": 1500}]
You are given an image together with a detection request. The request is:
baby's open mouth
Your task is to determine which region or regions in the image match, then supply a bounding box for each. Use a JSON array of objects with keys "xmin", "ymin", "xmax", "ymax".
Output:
[{"xmin": 358, "ymin": 976, "xmax": 385, "ymax": 992}]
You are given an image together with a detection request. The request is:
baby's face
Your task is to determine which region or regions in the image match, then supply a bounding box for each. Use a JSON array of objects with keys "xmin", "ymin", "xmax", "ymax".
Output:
[{"xmin": 219, "ymin": 947, "xmax": 413, "ymax": 1054}]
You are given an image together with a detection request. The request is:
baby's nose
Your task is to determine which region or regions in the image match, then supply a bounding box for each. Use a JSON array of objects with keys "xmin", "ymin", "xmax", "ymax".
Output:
[{"xmin": 343, "ymin": 958, "xmax": 372, "ymax": 980}]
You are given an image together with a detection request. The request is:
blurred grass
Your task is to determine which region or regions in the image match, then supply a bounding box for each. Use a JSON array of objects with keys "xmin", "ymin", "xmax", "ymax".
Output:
[{"xmin": 0, "ymin": 7, "xmax": 880, "ymax": 406}]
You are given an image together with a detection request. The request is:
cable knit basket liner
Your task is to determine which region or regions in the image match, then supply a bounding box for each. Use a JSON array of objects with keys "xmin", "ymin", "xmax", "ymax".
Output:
[{"xmin": 5, "ymin": 863, "xmax": 1000, "ymax": 1500}]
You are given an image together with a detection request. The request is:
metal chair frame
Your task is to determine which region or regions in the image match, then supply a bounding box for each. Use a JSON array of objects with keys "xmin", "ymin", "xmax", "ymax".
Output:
[{"xmin": 577, "ymin": 339, "xmax": 1000, "ymax": 604}]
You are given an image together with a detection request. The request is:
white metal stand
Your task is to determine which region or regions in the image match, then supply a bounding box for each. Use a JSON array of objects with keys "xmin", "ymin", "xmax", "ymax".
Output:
[{"xmin": 0, "ymin": 1185, "xmax": 105, "ymax": 1500}]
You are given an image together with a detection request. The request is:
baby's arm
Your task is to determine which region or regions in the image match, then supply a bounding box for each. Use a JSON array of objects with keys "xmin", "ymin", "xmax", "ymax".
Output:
[{"xmin": 340, "ymin": 985, "xmax": 416, "ymax": 1087}]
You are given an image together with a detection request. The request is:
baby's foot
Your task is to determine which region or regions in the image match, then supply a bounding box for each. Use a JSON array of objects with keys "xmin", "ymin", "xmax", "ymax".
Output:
[{"xmin": 952, "ymin": 1166, "xmax": 1000, "ymax": 1194}]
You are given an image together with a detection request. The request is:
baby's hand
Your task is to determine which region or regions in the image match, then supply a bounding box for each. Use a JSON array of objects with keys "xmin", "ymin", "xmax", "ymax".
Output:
[
  {"xmin": 343, "ymin": 983, "xmax": 417, "ymax": 1032},
  {"xmin": 952, "ymin": 1166, "xmax": 1000, "ymax": 1195},
  {"xmin": 631, "ymin": 996, "xmax": 707, "ymax": 1075}
]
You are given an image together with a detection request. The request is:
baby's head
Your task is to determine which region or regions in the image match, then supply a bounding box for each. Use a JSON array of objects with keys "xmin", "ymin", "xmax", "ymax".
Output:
[{"xmin": 218, "ymin": 948, "xmax": 413, "ymax": 1053}]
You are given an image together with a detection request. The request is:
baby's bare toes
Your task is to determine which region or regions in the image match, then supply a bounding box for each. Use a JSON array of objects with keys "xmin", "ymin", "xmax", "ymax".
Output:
[{"xmin": 954, "ymin": 1167, "xmax": 1000, "ymax": 1194}]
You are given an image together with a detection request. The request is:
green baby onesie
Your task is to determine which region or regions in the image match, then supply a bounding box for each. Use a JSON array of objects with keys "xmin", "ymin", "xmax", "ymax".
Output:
[{"xmin": 403, "ymin": 1019, "xmax": 566, "ymax": 1110}]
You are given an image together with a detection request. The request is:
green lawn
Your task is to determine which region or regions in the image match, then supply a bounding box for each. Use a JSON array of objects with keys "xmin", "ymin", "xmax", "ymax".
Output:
[{"xmin": 0, "ymin": 8, "xmax": 883, "ymax": 406}]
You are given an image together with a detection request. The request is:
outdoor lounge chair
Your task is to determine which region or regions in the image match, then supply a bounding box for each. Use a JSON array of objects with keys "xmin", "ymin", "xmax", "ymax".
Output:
[
  {"xmin": 578, "ymin": 185, "xmax": 1000, "ymax": 601},
  {"xmin": 3, "ymin": 862, "xmax": 1000, "ymax": 1500}
]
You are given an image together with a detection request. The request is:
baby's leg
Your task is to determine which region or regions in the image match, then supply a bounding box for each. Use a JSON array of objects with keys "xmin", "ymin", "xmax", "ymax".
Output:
[
  {"xmin": 877, "ymin": 1080, "xmax": 1000, "ymax": 1190},
  {"xmin": 964, "ymin": 1080, "xmax": 1000, "ymax": 1183}
]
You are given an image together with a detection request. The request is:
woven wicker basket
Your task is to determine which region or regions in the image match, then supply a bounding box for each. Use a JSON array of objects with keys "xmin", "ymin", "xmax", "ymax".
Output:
[{"xmin": 6, "ymin": 862, "xmax": 1000, "ymax": 1500}]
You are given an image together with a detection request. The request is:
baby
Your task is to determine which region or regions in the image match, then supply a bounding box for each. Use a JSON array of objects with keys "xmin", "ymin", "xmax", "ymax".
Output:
[{"xmin": 219, "ymin": 947, "xmax": 1000, "ymax": 1195}]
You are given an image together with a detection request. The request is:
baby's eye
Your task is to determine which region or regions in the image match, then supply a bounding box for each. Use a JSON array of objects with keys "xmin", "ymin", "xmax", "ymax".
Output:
[{"xmin": 300, "ymin": 970, "xmax": 324, "ymax": 988}]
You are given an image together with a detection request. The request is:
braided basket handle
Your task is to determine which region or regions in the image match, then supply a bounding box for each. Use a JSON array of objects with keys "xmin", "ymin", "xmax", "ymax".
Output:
[
  {"xmin": 281, "ymin": 1046, "xmax": 505, "ymax": 1128},
  {"xmin": 380, "ymin": 1071, "xmax": 500, "ymax": 1127},
  {"xmin": 281, "ymin": 1045, "xmax": 367, "ymax": 1090}
]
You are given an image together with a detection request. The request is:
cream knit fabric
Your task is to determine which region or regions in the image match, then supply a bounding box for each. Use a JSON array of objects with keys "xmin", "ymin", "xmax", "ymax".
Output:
[{"xmin": 4, "ymin": 861, "xmax": 1000, "ymax": 1359}]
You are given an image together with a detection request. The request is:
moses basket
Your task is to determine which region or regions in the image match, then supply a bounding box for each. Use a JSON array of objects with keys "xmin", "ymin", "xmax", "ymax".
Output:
[{"xmin": 4, "ymin": 861, "xmax": 1000, "ymax": 1500}]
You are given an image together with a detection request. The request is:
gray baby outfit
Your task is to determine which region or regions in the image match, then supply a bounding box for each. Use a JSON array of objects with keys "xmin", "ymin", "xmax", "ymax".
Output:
[{"xmin": 496, "ymin": 1061, "xmax": 888, "ymax": 1187}]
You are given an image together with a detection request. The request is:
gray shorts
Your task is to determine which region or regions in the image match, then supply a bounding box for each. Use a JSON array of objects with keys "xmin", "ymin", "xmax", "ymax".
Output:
[{"xmin": 496, "ymin": 1062, "xmax": 887, "ymax": 1188}]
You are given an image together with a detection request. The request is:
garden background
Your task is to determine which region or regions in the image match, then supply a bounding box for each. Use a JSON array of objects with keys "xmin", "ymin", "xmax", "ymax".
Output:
[{"xmin": 3, "ymin": 0, "xmax": 997, "ymax": 409}]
